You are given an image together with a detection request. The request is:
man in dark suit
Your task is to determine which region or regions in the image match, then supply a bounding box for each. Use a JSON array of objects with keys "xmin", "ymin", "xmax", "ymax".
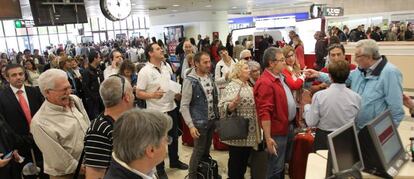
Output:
[{"xmin": 0, "ymin": 64, "xmax": 46, "ymax": 179}]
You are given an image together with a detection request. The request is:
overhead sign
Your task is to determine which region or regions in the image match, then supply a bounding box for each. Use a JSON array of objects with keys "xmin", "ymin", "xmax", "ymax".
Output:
[
  {"xmin": 254, "ymin": 15, "xmax": 296, "ymax": 28},
  {"xmin": 14, "ymin": 20, "xmax": 35, "ymax": 28},
  {"xmin": 324, "ymin": 7, "xmax": 344, "ymax": 17}
]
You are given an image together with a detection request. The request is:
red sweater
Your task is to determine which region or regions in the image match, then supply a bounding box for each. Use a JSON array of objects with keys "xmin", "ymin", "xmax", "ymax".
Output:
[
  {"xmin": 282, "ymin": 68, "xmax": 304, "ymax": 90},
  {"xmin": 254, "ymin": 70, "xmax": 289, "ymax": 136},
  {"xmin": 295, "ymin": 45, "xmax": 305, "ymax": 69}
]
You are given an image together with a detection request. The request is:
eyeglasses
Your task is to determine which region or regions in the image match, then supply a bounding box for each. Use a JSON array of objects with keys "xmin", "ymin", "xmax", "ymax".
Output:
[
  {"xmin": 243, "ymin": 56, "xmax": 252, "ymax": 60},
  {"xmin": 109, "ymin": 74, "xmax": 125, "ymax": 98},
  {"xmin": 167, "ymin": 136, "xmax": 173, "ymax": 145},
  {"xmin": 286, "ymin": 53, "xmax": 294, "ymax": 59},
  {"xmin": 274, "ymin": 57, "xmax": 286, "ymax": 62},
  {"xmin": 50, "ymin": 87, "xmax": 72, "ymax": 93}
]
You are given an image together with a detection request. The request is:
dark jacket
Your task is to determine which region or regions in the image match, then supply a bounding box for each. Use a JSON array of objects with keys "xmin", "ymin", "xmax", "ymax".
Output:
[
  {"xmin": 82, "ymin": 65, "xmax": 104, "ymax": 100},
  {"xmin": 104, "ymin": 159, "xmax": 143, "ymax": 179}
]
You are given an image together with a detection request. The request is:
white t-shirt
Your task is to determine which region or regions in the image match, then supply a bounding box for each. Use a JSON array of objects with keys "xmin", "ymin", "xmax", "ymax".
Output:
[
  {"xmin": 127, "ymin": 48, "xmax": 139, "ymax": 63},
  {"xmin": 137, "ymin": 62, "xmax": 176, "ymax": 112},
  {"xmin": 103, "ymin": 66, "xmax": 119, "ymax": 80}
]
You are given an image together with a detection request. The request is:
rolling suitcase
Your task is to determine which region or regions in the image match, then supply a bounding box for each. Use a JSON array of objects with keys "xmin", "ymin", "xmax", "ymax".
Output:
[
  {"xmin": 213, "ymin": 132, "xmax": 228, "ymax": 151},
  {"xmin": 181, "ymin": 117, "xmax": 194, "ymax": 146},
  {"xmin": 288, "ymin": 129, "xmax": 314, "ymax": 179}
]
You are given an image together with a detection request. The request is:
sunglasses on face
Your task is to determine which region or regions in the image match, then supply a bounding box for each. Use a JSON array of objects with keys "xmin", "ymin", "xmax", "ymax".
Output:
[{"xmin": 243, "ymin": 56, "xmax": 252, "ymax": 60}]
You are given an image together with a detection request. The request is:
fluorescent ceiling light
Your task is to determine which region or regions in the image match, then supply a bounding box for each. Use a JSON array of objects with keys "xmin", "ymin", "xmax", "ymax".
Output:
[{"xmin": 172, "ymin": 4, "xmax": 180, "ymax": 7}]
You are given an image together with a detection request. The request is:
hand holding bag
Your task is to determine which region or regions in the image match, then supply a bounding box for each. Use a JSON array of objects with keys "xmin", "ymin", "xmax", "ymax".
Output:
[{"xmin": 217, "ymin": 109, "xmax": 249, "ymax": 141}]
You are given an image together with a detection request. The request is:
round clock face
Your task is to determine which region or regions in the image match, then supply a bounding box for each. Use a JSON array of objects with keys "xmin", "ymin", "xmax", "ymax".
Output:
[{"xmin": 101, "ymin": 0, "xmax": 132, "ymax": 21}]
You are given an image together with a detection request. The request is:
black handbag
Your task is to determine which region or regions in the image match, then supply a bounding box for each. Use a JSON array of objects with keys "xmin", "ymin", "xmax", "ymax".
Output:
[{"xmin": 217, "ymin": 110, "xmax": 249, "ymax": 141}]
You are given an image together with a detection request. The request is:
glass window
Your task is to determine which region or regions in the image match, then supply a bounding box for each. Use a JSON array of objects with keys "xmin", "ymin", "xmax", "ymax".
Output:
[
  {"xmin": 145, "ymin": 16, "xmax": 150, "ymax": 28},
  {"xmin": 48, "ymin": 26, "xmax": 57, "ymax": 34},
  {"xmin": 49, "ymin": 34, "xmax": 59, "ymax": 46},
  {"xmin": 0, "ymin": 38, "xmax": 6, "ymax": 52},
  {"xmin": 93, "ymin": 33, "xmax": 100, "ymax": 43},
  {"xmin": 139, "ymin": 17, "xmax": 145, "ymax": 29},
  {"xmin": 59, "ymin": 34, "xmax": 67, "ymax": 44},
  {"xmin": 57, "ymin": 25, "xmax": 66, "ymax": 34},
  {"xmin": 133, "ymin": 15, "xmax": 139, "ymax": 29},
  {"xmin": 3, "ymin": 20, "xmax": 16, "ymax": 36},
  {"xmin": 18, "ymin": 36, "xmax": 30, "ymax": 51},
  {"xmin": 127, "ymin": 16, "xmax": 133, "ymax": 29},
  {"xmin": 83, "ymin": 20, "xmax": 91, "ymax": 31},
  {"xmin": 120, "ymin": 20, "xmax": 127, "ymax": 29},
  {"xmin": 108, "ymin": 30, "xmax": 114, "ymax": 40},
  {"xmin": 68, "ymin": 33, "xmax": 77, "ymax": 44},
  {"xmin": 66, "ymin": 24, "xmax": 75, "ymax": 34},
  {"xmin": 16, "ymin": 28, "xmax": 27, "ymax": 36},
  {"xmin": 0, "ymin": 22, "xmax": 4, "ymax": 37},
  {"xmin": 39, "ymin": 35, "xmax": 49, "ymax": 51},
  {"xmin": 106, "ymin": 19, "xmax": 113, "ymax": 30},
  {"xmin": 114, "ymin": 21, "xmax": 120, "ymax": 30},
  {"xmin": 38, "ymin": 27, "xmax": 48, "ymax": 35},
  {"xmin": 6, "ymin": 37, "xmax": 18, "ymax": 51},
  {"xmin": 30, "ymin": 36, "xmax": 40, "ymax": 52},
  {"xmin": 91, "ymin": 17, "xmax": 99, "ymax": 31},
  {"xmin": 27, "ymin": 27, "xmax": 37, "ymax": 35},
  {"xmin": 99, "ymin": 17, "xmax": 106, "ymax": 30},
  {"xmin": 100, "ymin": 32, "xmax": 107, "ymax": 42},
  {"xmin": 84, "ymin": 31, "xmax": 92, "ymax": 36}
]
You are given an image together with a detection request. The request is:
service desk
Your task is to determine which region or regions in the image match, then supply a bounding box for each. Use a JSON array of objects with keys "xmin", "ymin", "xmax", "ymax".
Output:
[{"xmin": 306, "ymin": 120, "xmax": 414, "ymax": 179}]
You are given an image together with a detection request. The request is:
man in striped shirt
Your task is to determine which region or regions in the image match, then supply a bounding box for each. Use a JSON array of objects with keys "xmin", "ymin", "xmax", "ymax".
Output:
[{"xmin": 84, "ymin": 75, "xmax": 135, "ymax": 179}]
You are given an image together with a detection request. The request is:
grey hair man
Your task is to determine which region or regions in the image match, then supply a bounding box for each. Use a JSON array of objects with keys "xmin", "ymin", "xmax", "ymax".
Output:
[
  {"xmin": 306, "ymin": 39, "xmax": 404, "ymax": 129},
  {"xmin": 240, "ymin": 49, "xmax": 253, "ymax": 61},
  {"xmin": 31, "ymin": 69, "xmax": 90, "ymax": 179},
  {"xmin": 104, "ymin": 109, "xmax": 172, "ymax": 179},
  {"xmin": 84, "ymin": 75, "xmax": 135, "ymax": 179},
  {"xmin": 254, "ymin": 47, "xmax": 297, "ymax": 179}
]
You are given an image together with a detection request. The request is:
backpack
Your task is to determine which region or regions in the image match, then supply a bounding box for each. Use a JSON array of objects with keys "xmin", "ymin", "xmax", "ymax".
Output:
[{"xmin": 197, "ymin": 157, "xmax": 220, "ymax": 179}]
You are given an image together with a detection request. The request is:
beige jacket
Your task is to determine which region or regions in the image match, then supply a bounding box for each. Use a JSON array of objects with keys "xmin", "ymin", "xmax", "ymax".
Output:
[{"xmin": 31, "ymin": 95, "xmax": 90, "ymax": 176}]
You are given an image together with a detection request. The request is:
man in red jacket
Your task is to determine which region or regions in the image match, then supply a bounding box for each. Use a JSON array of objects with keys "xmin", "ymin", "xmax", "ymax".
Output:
[{"xmin": 254, "ymin": 47, "xmax": 297, "ymax": 179}]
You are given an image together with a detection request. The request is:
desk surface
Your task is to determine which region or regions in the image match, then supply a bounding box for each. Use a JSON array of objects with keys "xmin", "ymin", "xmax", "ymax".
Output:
[{"xmin": 306, "ymin": 120, "xmax": 414, "ymax": 179}]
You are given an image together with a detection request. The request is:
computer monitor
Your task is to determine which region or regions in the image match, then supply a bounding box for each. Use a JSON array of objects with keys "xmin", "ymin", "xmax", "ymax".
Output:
[
  {"xmin": 327, "ymin": 121, "xmax": 364, "ymax": 174},
  {"xmin": 358, "ymin": 110, "xmax": 409, "ymax": 178}
]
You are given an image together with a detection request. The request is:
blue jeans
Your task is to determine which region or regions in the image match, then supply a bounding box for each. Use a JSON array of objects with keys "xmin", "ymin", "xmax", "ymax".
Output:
[{"xmin": 266, "ymin": 135, "xmax": 288, "ymax": 179}]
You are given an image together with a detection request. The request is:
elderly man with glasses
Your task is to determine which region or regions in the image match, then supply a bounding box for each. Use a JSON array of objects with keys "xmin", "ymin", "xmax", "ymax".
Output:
[
  {"xmin": 305, "ymin": 39, "xmax": 404, "ymax": 129},
  {"xmin": 31, "ymin": 69, "xmax": 90, "ymax": 179}
]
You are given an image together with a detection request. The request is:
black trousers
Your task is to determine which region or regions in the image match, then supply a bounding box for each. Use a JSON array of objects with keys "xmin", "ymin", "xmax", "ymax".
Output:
[
  {"xmin": 228, "ymin": 146, "xmax": 253, "ymax": 179},
  {"xmin": 156, "ymin": 107, "xmax": 180, "ymax": 171}
]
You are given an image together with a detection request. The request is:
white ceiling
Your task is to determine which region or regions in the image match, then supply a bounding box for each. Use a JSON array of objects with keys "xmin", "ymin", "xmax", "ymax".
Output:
[{"xmin": 19, "ymin": 0, "xmax": 314, "ymax": 19}]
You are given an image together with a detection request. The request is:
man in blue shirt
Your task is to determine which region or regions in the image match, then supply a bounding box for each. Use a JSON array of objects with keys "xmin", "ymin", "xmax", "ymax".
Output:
[{"xmin": 305, "ymin": 39, "xmax": 404, "ymax": 129}]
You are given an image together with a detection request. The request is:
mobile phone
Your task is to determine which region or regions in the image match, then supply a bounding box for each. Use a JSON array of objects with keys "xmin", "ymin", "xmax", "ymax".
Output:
[{"xmin": 2, "ymin": 151, "xmax": 12, "ymax": 159}]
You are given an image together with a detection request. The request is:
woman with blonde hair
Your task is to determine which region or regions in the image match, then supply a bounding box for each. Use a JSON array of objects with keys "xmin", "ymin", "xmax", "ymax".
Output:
[
  {"xmin": 292, "ymin": 35, "xmax": 305, "ymax": 69},
  {"xmin": 282, "ymin": 46, "xmax": 305, "ymax": 90},
  {"xmin": 218, "ymin": 60, "xmax": 262, "ymax": 179}
]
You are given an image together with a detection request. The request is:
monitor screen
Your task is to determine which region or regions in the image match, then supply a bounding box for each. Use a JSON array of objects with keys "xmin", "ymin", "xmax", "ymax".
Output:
[
  {"xmin": 328, "ymin": 122, "xmax": 363, "ymax": 173},
  {"xmin": 372, "ymin": 113, "xmax": 401, "ymax": 164},
  {"xmin": 0, "ymin": 0, "xmax": 22, "ymax": 20}
]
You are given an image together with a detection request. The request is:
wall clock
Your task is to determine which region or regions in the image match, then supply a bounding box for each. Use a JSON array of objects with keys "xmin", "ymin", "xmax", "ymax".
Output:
[{"xmin": 100, "ymin": 0, "xmax": 132, "ymax": 21}]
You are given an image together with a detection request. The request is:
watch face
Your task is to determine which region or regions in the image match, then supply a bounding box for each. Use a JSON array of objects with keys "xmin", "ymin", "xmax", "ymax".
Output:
[{"xmin": 101, "ymin": 0, "xmax": 132, "ymax": 21}]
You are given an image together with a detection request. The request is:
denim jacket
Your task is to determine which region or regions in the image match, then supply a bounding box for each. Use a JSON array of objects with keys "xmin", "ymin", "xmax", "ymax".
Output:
[{"xmin": 180, "ymin": 69, "xmax": 219, "ymax": 129}]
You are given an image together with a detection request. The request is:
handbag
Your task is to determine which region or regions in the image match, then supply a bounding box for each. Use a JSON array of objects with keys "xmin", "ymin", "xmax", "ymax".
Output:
[{"xmin": 217, "ymin": 109, "xmax": 249, "ymax": 141}]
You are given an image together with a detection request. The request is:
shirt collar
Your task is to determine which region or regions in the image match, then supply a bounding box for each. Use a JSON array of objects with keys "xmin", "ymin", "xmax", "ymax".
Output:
[
  {"xmin": 367, "ymin": 57, "xmax": 383, "ymax": 73},
  {"xmin": 329, "ymin": 83, "xmax": 346, "ymax": 89},
  {"xmin": 265, "ymin": 69, "xmax": 283, "ymax": 80},
  {"xmin": 45, "ymin": 96, "xmax": 74, "ymax": 112},
  {"xmin": 112, "ymin": 153, "xmax": 156, "ymax": 179},
  {"xmin": 10, "ymin": 85, "xmax": 26, "ymax": 95}
]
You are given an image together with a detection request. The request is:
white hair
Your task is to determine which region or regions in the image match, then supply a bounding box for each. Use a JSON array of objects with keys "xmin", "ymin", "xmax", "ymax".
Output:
[
  {"xmin": 240, "ymin": 49, "xmax": 252, "ymax": 60},
  {"xmin": 355, "ymin": 39, "xmax": 381, "ymax": 60},
  {"xmin": 38, "ymin": 69, "xmax": 68, "ymax": 96}
]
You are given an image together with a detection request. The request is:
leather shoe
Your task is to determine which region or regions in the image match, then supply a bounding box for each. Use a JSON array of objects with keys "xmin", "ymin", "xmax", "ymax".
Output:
[
  {"xmin": 157, "ymin": 170, "xmax": 168, "ymax": 179},
  {"xmin": 170, "ymin": 160, "xmax": 189, "ymax": 170}
]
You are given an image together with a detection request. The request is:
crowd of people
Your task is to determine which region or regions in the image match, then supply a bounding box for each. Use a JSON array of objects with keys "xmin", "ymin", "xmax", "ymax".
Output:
[{"xmin": 0, "ymin": 25, "xmax": 413, "ymax": 179}]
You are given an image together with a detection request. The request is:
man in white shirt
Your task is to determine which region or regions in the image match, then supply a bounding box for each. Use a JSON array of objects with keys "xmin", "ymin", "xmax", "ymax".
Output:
[
  {"xmin": 126, "ymin": 45, "xmax": 139, "ymax": 63},
  {"xmin": 31, "ymin": 69, "xmax": 90, "ymax": 179},
  {"xmin": 302, "ymin": 60, "xmax": 361, "ymax": 151},
  {"xmin": 104, "ymin": 50, "xmax": 123, "ymax": 79},
  {"xmin": 136, "ymin": 43, "xmax": 188, "ymax": 179}
]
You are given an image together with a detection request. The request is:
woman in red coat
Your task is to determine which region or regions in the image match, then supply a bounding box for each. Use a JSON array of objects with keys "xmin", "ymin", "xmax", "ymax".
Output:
[
  {"xmin": 293, "ymin": 35, "xmax": 305, "ymax": 69},
  {"xmin": 282, "ymin": 46, "xmax": 305, "ymax": 90}
]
